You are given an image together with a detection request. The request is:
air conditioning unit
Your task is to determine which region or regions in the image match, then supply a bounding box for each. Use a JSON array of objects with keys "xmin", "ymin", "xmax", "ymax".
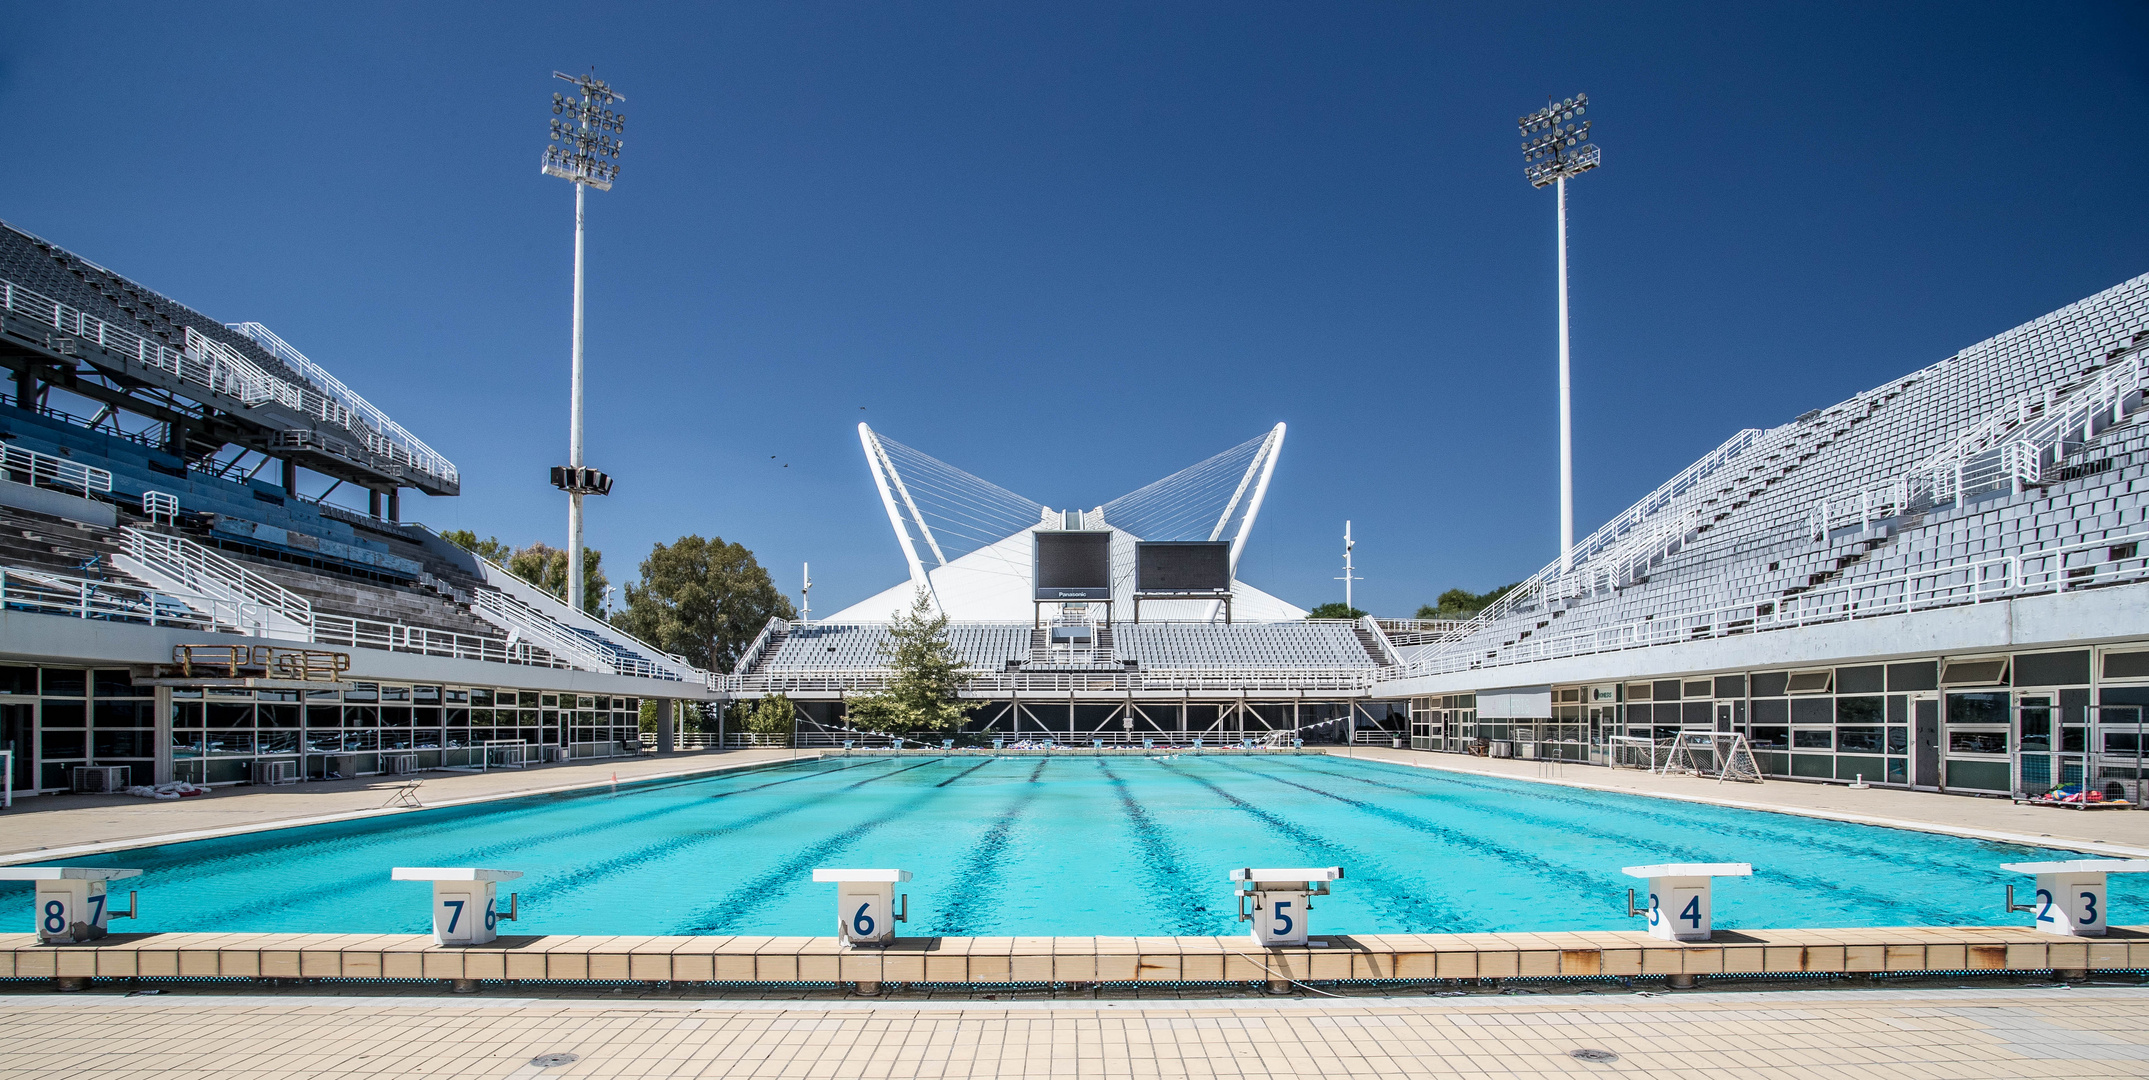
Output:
[
  {"xmin": 71, "ymin": 765, "xmax": 130, "ymax": 793},
  {"xmin": 252, "ymin": 760, "xmax": 298, "ymax": 786},
  {"xmin": 383, "ymin": 754, "xmax": 419, "ymax": 776}
]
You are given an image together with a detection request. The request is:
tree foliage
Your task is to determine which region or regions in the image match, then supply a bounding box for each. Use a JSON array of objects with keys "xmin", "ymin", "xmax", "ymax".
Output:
[
  {"xmin": 845, "ymin": 589, "xmax": 970, "ymax": 736},
  {"xmin": 442, "ymin": 531, "xmax": 607, "ymax": 616},
  {"xmin": 610, "ymin": 535, "xmax": 795, "ymax": 673},
  {"xmin": 1415, "ymin": 581, "xmax": 1521, "ymax": 620},
  {"xmin": 1307, "ymin": 602, "xmax": 1367, "ymax": 619},
  {"xmin": 732, "ymin": 693, "xmax": 797, "ymax": 736}
]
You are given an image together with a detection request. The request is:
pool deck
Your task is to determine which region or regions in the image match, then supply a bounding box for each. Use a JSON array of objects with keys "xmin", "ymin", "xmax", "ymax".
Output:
[
  {"xmin": 1338, "ymin": 746, "xmax": 2149, "ymax": 856},
  {"xmin": 0, "ymin": 748, "xmax": 812, "ymax": 864},
  {"xmin": 8, "ymin": 925, "xmax": 2143, "ymax": 987},
  {"xmin": 8, "ymin": 984, "xmax": 2148, "ymax": 1079}
]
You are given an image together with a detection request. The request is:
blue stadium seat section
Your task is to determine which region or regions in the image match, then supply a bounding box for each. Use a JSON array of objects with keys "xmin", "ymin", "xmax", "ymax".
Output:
[{"xmin": 0, "ymin": 402, "xmax": 419, "ymax": 580}]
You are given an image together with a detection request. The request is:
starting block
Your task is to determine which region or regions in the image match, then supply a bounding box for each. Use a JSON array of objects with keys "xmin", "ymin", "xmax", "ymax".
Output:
[
  {"xmin": 2002, "ymin": 859, "xmax": 2149, "ymax": 937},
  {"xmin": 1623, "ymin": 862, "xmax": 1752, "ymax": 941},
  {"xmin": 391, "ymin": 867, "xmax": 522, "ymax": 945},
  {"xmin": 813, "ymin": 868, "xmax": 910, "ymax": 947},
  {"xmin": 0, "ymin": 867, "xmax": 141, "ymax": 943},
  {"xmin": 1232, "ymin": 866, "xmax": 1343, "ymax": 946}
]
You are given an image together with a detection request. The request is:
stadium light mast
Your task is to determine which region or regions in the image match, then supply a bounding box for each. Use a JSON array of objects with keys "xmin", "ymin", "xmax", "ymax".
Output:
[
  {"xmin": 1336, "ymin": 521, "xmax": 1363, "ymax": 612},
  {"xmin": 543, "ymin": 69, "xmax": 625, "ymax": 613},
  {"xmin": 1518, "ymin": 92, "xmax": 1600, "ymax": 574}
]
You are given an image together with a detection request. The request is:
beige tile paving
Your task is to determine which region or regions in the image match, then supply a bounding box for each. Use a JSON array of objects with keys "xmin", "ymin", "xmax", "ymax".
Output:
[
  {"xmin": 2, "ymin": 985, "xmax": 2147, "ymax": 1078},
  {"xmin": 0, "ymin": 749, "xmax": 811, "ymax": 862},
  {"xmin": 1338, "ymin": 746, "xmax": 2149, "ymax": 855}
]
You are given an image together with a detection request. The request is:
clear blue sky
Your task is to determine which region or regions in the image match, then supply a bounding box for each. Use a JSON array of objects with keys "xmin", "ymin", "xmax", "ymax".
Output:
[{"xmin": 4, "ymin": 3, "xmax": 2144, "ymax": 616}]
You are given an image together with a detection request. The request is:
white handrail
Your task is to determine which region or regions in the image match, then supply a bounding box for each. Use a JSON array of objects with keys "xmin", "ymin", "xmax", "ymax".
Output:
[
  {"xmin": 469, "ymin": 588, "xmax": 619, "ymax": 674},
  {"xmin": 227, "ymin": 323, "xmax": 460, "ymax": 487},
  {"xmin": 0, "ymin": 441, "xmax": 113, "ymax": 498},
  {"xmin": 0, "ymin": 275, "xmax": 457, "ymax": 488},
  {"xmin": 1390, "ymin": 530, "xmax": 2149, "ymax": 681},
  {"xmin": 121, "ymin": 527, "xmax": 312, "ymax": 626},
  {"xmin": 0, "ymin": 566, "xmax": 264, "ymax": 634}
]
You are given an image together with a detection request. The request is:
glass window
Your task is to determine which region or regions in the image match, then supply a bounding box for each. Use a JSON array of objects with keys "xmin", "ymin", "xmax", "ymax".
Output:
[
  {"xmin": 379, "ymin": 685, "xmax": 411, "ymax": 703},
  {"xmin": 42, "ymin": 730, "xmax": 86, "ymax": 758},
  {"xmin": 92, "ymin": 669, "xmax": 138, "ymax": 698},
  {"xmin": 207, "ymin": 703, "xmax": 254, "ymax": 728},
  {"xmin": 306, "ymin": 706, "xmax": 341, "ymax": 729},
  {"xmin": 172, "ymin": 702, "xmax": 204, "ymax": 728},
  {"xmin": 1887, "ymin": 727, "xmax": 1908, "ymax": 754},
  {"xmin": 94, "ymin": 701, "xmax": 154, "ymax": 727},
  {"xmin": 1751, "ymin": 727, "xmax": 1788, "ymax": 749},
  {"xmin": 1836, "ymin": 727, "xmax": 1883, "ymax": 753},
  {"xmin": 472, "ymin": 688, "xmax": 495, "ymax": 706},
  {"xmin": 542, "ymin": 694, "xmax": 560, "ymax": 708},
  {"xmin": 1948, "ymin": 692, "xmax": 2010, "ymax": 726},
  {"xmin": 1793, "ymin": 729, "xmax": 1833, "ymax": 748},
  {"xmin": 380, "ymin": 707, "xmax": 413, "ymax": 728},
  {"xmin": 94, "ymin": 730, "xmax": 154, "ymax": 758},
  {"xmin": 0, "ymin": 665, "xmax": 35, "ymax": 695},
  {"xmin": 1949, "ymin": 730, "xmax": 2008, "ymax": 755},
  {"xmin": 42, "ymin": 701, "xmax": 86, "ymax": 727},
  {"xmin": 259, "ymin": 704, "xmax": 300, "ymax": 729},
  {"xmin": 446, "ymin": 688, "xmax": 469, "ymax": 704},
  {"xmin": 1836, "ymin": 696, "xmax": 1883, "ymax": 725},
  {"xmin": 345, "ymin": 683, "xmax": 379, "ymax": 703},
  {"xmin": 413, "ymin": 686, "xmax": 441, "ymax": 704},
  {"xmin": 2019, "ymin": 704, "xmax": 2052, "ymax": 752},
  {"xmin": 42, "ymin": 669, "xmax": 86, "ymax": 697}
]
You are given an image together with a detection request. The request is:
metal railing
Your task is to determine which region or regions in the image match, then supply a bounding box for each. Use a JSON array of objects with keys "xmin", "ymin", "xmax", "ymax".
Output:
[
  {"xmin": 1390, "ymin": 530, "xmax": 2149, "ymax": 681},
  {"xmin": 228, "ymin": 323, "xmax": 460, "ymax": 487},
  {"xmin": 448, "ymin": 540, "xmax": 702, "ymax": 682},
  {"xmin": 468, "ymin": 588, "xmax": 619, "ymax": 673},
  {"xmin": 1809, "ymin": 343, "xmax": 2144, "ymax": 538},
  {"xmin": 0, "ymin": 441, "xmax": 113, "ymax": 499},
  {"xmin": 0, "ymin": 566, "xmax": 261, "ymax": 633},
  {"xmin": 0, "ymin": 275, "xmax": 458, "ymax": 488},
  {"xmin": 724, "ymin": 665, "xmax": 1380, "ymax": 695},
  {"xmin": 121, "ymin": 527, "xmax": 312, "ymax": 627},
  {"xmin": 309, "ymin": 610, "xmax": 579, "ymax": 669}
]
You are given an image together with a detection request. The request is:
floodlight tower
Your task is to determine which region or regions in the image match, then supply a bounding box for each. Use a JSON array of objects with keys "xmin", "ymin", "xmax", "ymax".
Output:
[
  {"xmin": 1517, "ymin": 92, "xmax": 1600, "ymax": 574},
  {"xmin": 1336, "ymin": 521, "xmax": 1363, "ymax": 612},
  {"xmin": 543, "ymin": 69, "xmax": 626, "ymax": 613}
]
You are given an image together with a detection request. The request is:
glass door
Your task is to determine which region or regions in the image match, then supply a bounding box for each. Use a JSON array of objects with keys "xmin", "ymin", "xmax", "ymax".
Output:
[
  {"xmin": 0, "ymin": 701, "xmax": 32, "ymax": 794},
  {"xmin": 1912, "ymin": 694, "xmax": 1940, "ymax": 790}
]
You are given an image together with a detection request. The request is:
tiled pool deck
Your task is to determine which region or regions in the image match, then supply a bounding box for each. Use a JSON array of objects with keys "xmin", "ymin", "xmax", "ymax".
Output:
[
  {"xmin": 5, "ymin": 984, "xmax": 2149, "ymax": 1078},
  {"xmin": 9, "ymin": 925, "xmax": 2143, "ymax": 988}
]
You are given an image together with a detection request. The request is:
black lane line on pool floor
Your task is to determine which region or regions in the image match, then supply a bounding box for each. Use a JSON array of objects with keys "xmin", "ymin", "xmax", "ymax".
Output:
[
  {"xmin": 679, "ymin": 767, "xmax": 975, "ymax": 934},
  {"xmin": 1315, "ymin": 757, "xmax": 2028, "ymax": 877},
  {"xmin": 1161, "ymin": 763, "xmax": 1458, "ymax": 932},
  {"xmin": 167, "ymin": 758, "xmax": 929, "ymax": 930},
  {"xmin": 102, "ymin": 761, "xmax": 893, "ymax": 897},
  {"xmin": 711, "ymin": 759, "xmax": 883, "ymax": 797},
  {"xmin": 1291, "ymin": 760, "xmax": 1983, "ymax": 920},
  {"xmin": 936, "ymin": 759, "xmax": 998, "ymax": 787},
  {"xmin": 926, "ymin": 761, "xmax": 1045, "ymax": 934},
  {"xmin": 1095, "ymin": 759, "xmax": 1215, "ymax": 935},
  {"xmin": 1216, "ymin": 758, "xmax": 1632, "ymax": 918}
]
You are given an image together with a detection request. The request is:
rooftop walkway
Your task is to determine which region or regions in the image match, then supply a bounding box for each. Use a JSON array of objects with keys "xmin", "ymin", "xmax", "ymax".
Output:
[
  {"xmin": 1340, "ymin": 746, "xmax": 2149, "ymax": 856},
  {"xmin": 0, "ymin": 749, "xmax": 807, "ymax": 863}
]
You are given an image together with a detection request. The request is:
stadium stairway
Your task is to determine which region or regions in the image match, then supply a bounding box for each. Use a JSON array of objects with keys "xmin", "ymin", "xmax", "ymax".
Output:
[{"xmin": 0, "ymin": 504, "xmax": 154, "ymax": 590}]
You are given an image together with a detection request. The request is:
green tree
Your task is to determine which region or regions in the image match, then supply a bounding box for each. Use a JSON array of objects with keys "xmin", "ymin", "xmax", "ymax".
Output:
[
  {"xmin": 845, "ymin": 589, "xmax": 970, "ymax": 736},
  {"xmin": 1307, "ymin": 602, "xmax": 1367, "ymax": 620},
  {"xmin": 444, "ymin": 532, "xmax": 608, "ymax": 616},
  {"xmin": 442, "ymin": 530, "xmax": 512, "ymax": 563},
  {"xmin": 732, "ymin": 693, "xmax": 797, "ymax": 736},
  {"xmin": 611, "ymin": 535, "xmax": 796, "ymax": 672},
  {"xmin": 1415, "ymin": 581, "xmax": 1521, "ymax": 620},
  {"xmin": 505, "ymin": 542, "xmax": 608, "ymax": 616}
]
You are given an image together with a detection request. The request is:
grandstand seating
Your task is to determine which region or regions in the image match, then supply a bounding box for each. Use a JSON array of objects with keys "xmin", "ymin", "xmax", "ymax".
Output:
[
  {"xmin": 741, "ymin": 618, "xmax": 1380, "ymax": 676},
  {"xmin": 1404, "ymin": 274, "xmax": 2149, "ymax": 674}
]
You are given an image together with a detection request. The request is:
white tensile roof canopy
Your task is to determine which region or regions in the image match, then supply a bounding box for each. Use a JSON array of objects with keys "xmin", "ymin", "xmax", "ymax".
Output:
[{"xmin": 830, "ymin": 423, "xmax": 1304, "ymax": 622}]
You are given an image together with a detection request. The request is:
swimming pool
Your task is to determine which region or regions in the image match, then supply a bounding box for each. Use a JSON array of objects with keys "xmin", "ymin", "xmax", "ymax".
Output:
[{"xmin": 5, "ymin": 755, "xmax": 2137, "ymax": 937}]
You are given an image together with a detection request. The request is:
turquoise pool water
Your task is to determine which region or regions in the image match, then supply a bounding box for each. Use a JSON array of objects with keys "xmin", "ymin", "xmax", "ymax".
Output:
[{"xmin": 6, "ymin": 755, "xmax": 2138, "ymax": 937}]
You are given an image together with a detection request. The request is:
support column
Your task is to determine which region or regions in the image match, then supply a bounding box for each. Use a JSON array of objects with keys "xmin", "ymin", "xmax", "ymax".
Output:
[
  {"xmin": 14, "ymin": 366, "xmax": 36, "ymax": 410},
  {"xmin": 281, "ymin": 458, "xmax": 299, "ymax": 499},
  {"xmin": 368, "ymin": 489, "xmax": 383, "ymax": 519},
  {"xmin": 655, "ymin": 699, "xmax": 674, "ymax": 755},
  {"xmin": 387, "ymin": 491, "xmax": 400, "ymax": 523},
  {"xmin": 152, "ymin": 685, "xmax": 174, "ymax": 785}
]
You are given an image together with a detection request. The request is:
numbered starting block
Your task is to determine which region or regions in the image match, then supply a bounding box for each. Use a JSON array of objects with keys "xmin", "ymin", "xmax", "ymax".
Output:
[
  {"xmin": 1232, "ymin": 866, "xmax": 1343, "ymax": 946},
  {"xmin": 813, "ymin": 868, "xmax": 910, "ymax": 947},
  {"xmin": 2002, "ymin": 859, "xmax": 2149, "ymax": 937},
  {"xmin": 0, "ymin": 867, "xmax": 141, "ymax": 943},
  {"xmin": 391, "ymin": 867, "xmax": 522, "ymax": 945},
  {"xmin": 1623, "ymin": 863, "xmax": 1752, "ymax": 941}
]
